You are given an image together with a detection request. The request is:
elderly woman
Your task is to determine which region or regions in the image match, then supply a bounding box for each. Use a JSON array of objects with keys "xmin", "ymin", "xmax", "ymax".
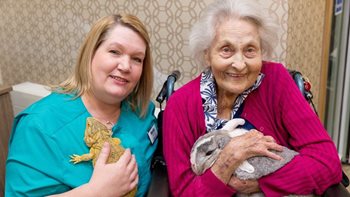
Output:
[
  {"xmin": 162, "ymin": 0, "xmax": 342, "ymax": 196},
  {"xmin": 6, "ymin": 14, "xmax": 157, "ymax": 196}
]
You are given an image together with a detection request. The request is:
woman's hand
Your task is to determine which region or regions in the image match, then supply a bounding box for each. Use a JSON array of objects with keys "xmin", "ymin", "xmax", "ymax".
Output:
[
  {"xmin": 49, "ymin": 142, "xmax": 138, "ymax": 197},
  {"xmin": 228, "ymin": 129, "xmax": 284, "ymax": 160},
  {"xmin": 211, "ymin": 130, "xmax": 283, "ymax": 183},
  {"xmin": 228, "ymin": 176, "xmax": 260, "ymax": 194},
  {"xmin": 87, "ymin": 142, "xmax": 139, "ymax": 196}
]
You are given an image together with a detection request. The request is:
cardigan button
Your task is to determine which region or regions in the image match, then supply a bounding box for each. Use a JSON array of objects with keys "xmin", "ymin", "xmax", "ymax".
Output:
[{"xmin": 259, "ymin": 127, "xmax": 264, "ymax": 131}]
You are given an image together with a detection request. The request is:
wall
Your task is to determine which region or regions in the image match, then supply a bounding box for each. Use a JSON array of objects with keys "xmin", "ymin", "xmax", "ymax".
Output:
[
  {"xmin": 0, "ymin": 0, "xmax": 326, "ymax": 107},
  {"xmin": 0, "ymin": 68, "xmax": 2, "ymax": 85},
  {"xmin": 286, "ymin": 0, "xmax": 329, "ymax": 113}
]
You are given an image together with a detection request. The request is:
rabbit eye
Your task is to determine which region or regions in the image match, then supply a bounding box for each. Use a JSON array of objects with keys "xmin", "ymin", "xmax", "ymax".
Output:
[{"xmin": 206, "ymin": 150, "xmax": 214, "ymax": 156}]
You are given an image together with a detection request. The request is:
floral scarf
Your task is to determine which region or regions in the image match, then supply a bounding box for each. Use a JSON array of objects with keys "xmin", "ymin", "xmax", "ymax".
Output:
[{"xmin": 200, "ymin": 68, "xmax": 264, "ymax": 132}]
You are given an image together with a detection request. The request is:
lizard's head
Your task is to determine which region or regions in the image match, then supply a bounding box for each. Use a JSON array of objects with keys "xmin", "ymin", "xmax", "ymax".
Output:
[
  {"xmin": 84, "ymin": 117, "xmax": 111, "ymax": 147},
  {"xmin": 190, "ymin": 131, "xmax": 231, "ymax": 175}
]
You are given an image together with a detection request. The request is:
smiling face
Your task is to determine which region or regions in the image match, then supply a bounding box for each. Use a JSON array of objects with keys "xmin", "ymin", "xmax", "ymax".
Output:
[
  {"xmin": 90, "ymin": 24, "xmax": 146, "ymax": 104},
  {"xmin": 205, "ymin": 19, "xmax": 262, "ymax": 101}
]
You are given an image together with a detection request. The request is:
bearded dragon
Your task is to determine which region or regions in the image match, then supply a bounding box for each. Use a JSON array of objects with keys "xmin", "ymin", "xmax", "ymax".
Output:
[{"xmin": 70, "ymin": 117, "xmax": 137, "ymax": 197}]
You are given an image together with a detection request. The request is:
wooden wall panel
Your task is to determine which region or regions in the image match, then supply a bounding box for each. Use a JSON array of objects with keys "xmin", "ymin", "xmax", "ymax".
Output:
[{"xmin": 0, "ymin": 85, "xmax": 14, "ymax": 195}]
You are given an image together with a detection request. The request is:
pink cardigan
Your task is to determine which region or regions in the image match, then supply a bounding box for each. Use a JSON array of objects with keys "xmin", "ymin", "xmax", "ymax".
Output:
[{"xmin": 162, "ymin": 62, "xmax": 342, "ymax": 196}]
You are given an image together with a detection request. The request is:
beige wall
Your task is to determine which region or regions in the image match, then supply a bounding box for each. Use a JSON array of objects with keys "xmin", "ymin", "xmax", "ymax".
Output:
[
  {"xmin": 0, "ymin": 68, "xmax": 2, "ymax": 84},
  {"xmin": 0, "ymin": 0, "xmax": 327, "ymax": 108},
  {"xmin": 286, "ymin": 0, "xmax": 329, "ymax": 114}
]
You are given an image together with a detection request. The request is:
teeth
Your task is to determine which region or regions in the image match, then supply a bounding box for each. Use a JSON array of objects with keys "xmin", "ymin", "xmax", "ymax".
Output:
[
  {"xmin": 111, "ymin": 75, "xmax": 127, "ymax": 82},
  {"xmin": 227, "ymin": 73, "xmax": 243, "ymax": 77}
]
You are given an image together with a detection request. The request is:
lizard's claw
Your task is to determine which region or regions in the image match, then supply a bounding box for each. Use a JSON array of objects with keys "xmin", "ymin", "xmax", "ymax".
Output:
[{"xmin": 70, "ymin": 154, "xmax": 82, "ymax": 164}]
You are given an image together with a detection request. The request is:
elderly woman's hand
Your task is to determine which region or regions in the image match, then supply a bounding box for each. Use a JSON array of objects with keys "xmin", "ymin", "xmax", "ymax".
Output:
[
  {"xmin": 229, "ymin": 129, "xmax": 284, "ymax": 160},
  {"xmin": 228, "ymin": 176, "xmax": 260, "ymax": 194},
  {"xmin": 211, "ymin": 130, "xmax": 283, "ymax": 184}
]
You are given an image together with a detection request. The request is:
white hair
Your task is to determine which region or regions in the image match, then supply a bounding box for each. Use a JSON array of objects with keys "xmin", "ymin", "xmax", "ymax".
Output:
[{"xmin": 189, "ymin": 0, "xmax": 278, "ymax": 67}]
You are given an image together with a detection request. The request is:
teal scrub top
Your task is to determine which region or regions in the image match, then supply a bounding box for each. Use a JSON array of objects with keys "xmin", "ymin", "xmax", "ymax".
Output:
[{"xmin": 5, "ymin": 92, "xmax": 158, "ymax": 196}]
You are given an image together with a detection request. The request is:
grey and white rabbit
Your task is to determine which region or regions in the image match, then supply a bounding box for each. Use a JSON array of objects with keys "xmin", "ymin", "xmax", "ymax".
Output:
[{"xmin": 190, "ymin": 118, "xmax": 304, "ymax": 197}]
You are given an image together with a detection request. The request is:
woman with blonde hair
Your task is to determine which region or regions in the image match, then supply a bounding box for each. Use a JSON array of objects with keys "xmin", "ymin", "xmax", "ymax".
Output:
[{"xmin": 6, "ymin": 14, "xmax": 157, "ymax": 196}]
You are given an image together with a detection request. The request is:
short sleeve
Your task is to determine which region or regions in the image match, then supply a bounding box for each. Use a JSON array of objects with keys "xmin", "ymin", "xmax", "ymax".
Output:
[{"xmin": 6, "ymin": 114, "xmax": 69, "ymax": 196}]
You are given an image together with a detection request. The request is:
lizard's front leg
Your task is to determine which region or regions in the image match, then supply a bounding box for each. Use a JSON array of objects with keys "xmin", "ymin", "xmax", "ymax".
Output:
[{"xmin": 70, "ymin": 153, "xmax": 94, "ymax": 164}]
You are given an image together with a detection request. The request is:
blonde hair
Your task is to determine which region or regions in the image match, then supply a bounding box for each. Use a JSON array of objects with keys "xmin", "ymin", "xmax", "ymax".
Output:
[
  {"xmin": 53, "ymin": 14, "xmax": 153, "ymax": 117},
  {"xmin": 189, "ymin": 0, "xmax": 278, "ymax": 67}
]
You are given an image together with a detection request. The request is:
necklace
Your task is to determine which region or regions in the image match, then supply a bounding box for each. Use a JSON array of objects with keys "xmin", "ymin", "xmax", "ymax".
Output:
[{"xmin": 81, "ymin": 94, "xmax": 120, "ymax": 130}]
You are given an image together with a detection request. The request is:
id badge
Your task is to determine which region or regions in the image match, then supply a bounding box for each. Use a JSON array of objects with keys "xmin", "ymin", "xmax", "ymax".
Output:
[{"xmin": 148, "ymin": 124, "xmax": 158, "ymax": 144}]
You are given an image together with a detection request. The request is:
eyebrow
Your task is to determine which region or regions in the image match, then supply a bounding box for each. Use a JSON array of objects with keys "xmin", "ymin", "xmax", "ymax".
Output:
[
  {"xmin": 220, "ymin": 37, "xmax": 260, "ymax": 45},
  {"xmin": 107, "ymin": 42, "xmax": 146, "ymax": 56}
]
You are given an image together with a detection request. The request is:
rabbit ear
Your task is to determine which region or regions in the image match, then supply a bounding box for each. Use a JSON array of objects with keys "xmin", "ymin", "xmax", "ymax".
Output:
[{"xmin": 222, "ymin": 118, "xmax": 245, "ymax": 131}]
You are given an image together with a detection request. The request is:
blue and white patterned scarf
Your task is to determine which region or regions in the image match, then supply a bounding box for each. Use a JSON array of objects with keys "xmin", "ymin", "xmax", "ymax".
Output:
[{"xmin": 200, "ymin": 68, "xmax": 264, "ymax": 132}]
